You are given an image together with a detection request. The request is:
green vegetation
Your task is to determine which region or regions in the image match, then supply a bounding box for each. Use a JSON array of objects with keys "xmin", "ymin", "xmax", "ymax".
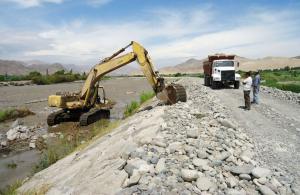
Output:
[
  {"xmin": 239, "ymin": 67, "xmax": 300, "ymax": 93},
  {"xmin": 34, "ymin": 120, "xmax": 119, "ymax": 173},
  {"xmin": 0, "ymin": 180, "xmax": 22, "ymax": 195},
  {"xmin": 0, "ymin": 108, "xmax": 34, "ymax": 122},
  {"xmin": 140, "ymin": 91, "xmax": 155, "ymax": 104},
  {"xmin": 123, "ymin": 101, "xmax": 139, "ymax": 118},
  {"xmin": 6, "ymin": 161, "xmax": 17, "ymax": 169},
  {"xmin": 0, "ymin": 70, "xmax": 87, "ymax": 85},
  {"xmin": 124, "ymin": 91, "xmax": 155, "ymax": 117},
  {"xmin": 169, "ymin": 73, "xmax": 204, "ymax": 78},
  {"xmin": 121, "ymin": 73, "xmax": 204, "ymax": 78}
]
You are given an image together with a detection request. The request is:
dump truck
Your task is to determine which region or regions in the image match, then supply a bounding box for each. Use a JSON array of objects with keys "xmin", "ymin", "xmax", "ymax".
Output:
[
  {"xmin": 203, "ymin": 54, "xmax": 240, "ymax": 89},
  {"xmin": 47, "ymin": 41, "xmax": 187, "ymax": 126}
]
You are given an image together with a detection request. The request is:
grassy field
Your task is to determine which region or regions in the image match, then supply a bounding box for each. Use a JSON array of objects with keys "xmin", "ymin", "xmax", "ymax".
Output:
[{"xmin": 239, "ymin": 67, "xmax": 300, "ymax": 93}]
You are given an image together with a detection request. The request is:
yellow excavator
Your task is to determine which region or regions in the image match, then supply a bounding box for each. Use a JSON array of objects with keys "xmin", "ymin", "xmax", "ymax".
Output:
[{"xmin": 47, "ymin": 41, "xmax": 187, "ymax": 126}]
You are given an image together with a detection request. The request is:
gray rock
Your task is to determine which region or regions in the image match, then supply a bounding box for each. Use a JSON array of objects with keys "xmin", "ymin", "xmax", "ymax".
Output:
[
  {"xmin": 215, "ymin": 151, "xmax": 231, "ymax": 161},
  {"xmin": 152, "ymin": 139, "xmax": 167, "ymax": 148},
  {"xmin": 230, "ymin": 164, "xmax": 254, "ymax": 174},
  {"xmin": 251, "ymin": 167, "xmax": 271, "ymax": 178},
  {"xmin": 155, "ymin": 158, "xmax": 166, "ymax": 173},
  {"xmin": 126, "ymin": 170, "xmax": 141, "ymax": 187},
  {"xmin": 226, "ymin": 189, "xmax": 246, "ymax": 195},
  {"xmin": 239, "ymin": 174, "xmax": 251, "ymax": 180},
  {"xmin": 186, "ymin": 129, "xmax": 198, "ymax": 138},
  {"xmin": 196, "ymin": 177, "xmax": 216, "ymax": 191},
  {"xmin": 218, "ymin": 118, "xmax": 237, "ymax": 129},
  {"xmin": 197, "ymin": 150, "xmax": 208, "ymax": 159},
  {"xmin": 150, "ymin": 156, "xmax": 159, "ymax": 164},
  {"xmin": 124, "ymin": 158, "xmax": 148, "ymax": 176},
  {"xmin": 19, "ymin": 132, "xmax": 29, "ymax": 140},
  {"xmin": 1, "ymin": 140, "xmax": 8, "ymax": 147},
  {"xmin": 167, "ymin": 142, "xmax": 182, "ymax": 153},
  {"xmin": 226, "ymin": 176, "xmax": 239, "ymax": 188},
  {"xmin": 6, "ymin": 127, "xmax": 20, "ymax": 141},
  {"xmin": 259, "ymin": 185, "xmax": 276, "ymax": 195},
  {"xmin": 270, "ymin": 178, "xmax": 282, "ymax": 188},
  {"xmin": 192, "ymin": 158, "xmax": 208, "ymax": 167},
  {"xmin": 181, "ymin": 169, "xmax": 199, "ymax": 182},
  {"xmin": 11, "ymin": 119, "xmax": 23, "ymax": 128},
  {"xmin": 29, "ymin": 142, "xmax": 36, "ymax": 149},
  {"xmin": 257, "ymin": 177, "xmax": 267, "ymax": 185}
]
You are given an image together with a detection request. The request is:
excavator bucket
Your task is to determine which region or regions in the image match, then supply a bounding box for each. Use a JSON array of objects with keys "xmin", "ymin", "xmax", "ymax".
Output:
[{"xmin": 158, "ymin": 83, "xmax": 187, "ymax": 105}]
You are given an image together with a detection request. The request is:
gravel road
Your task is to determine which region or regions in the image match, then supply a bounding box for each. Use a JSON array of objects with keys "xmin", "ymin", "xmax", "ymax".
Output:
[{"xmin": 210, "ymin": 79, "xmax": 300, "ymax": 187}]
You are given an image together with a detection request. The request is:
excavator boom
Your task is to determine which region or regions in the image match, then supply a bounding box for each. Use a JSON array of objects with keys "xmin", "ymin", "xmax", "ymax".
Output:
[{"xmin": 80, "ymin": 41, "xmax": 186, "ymax": 107}]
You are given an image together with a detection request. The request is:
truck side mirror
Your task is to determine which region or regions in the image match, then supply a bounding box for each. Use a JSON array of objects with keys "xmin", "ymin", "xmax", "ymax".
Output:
[{"xmin": 237, "ymin": 62, "xmax": 240, "ymax": 67}]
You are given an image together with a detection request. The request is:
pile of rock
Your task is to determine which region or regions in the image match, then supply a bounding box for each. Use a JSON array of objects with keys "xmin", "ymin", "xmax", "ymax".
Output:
[
  {"xmin": 117, "ymin": 78, "xmax": 297, "ymax": 195},
  {"xmin": 0, "ymin": 81, "xmax": 32, "ymax": 87},
  {"xmin": 260, "ymin": 86, "xmax": 300, "ymax": 104},
  {"xmin": 0, "ymin": 120, "xmax": 47, "ymax": 149},
  {"xmin": 0, "ymin": 82, "xmax": 9, "ymax": 87}
]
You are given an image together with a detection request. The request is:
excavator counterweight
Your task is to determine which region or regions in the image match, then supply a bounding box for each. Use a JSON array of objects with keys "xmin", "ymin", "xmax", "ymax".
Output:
[{"xmin": 47, "ymin": 41, "xmax": 187, "ymax": 126}]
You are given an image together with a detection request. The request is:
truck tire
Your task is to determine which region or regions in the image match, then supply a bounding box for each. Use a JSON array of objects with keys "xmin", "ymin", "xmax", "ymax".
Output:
[
  {"xmin": 211, "ymin": 81, "xmax": 218, "ymax": 89},
  {"xmin": 204, "ymin": 76, "xmax": 209, "ymax": 86},
  {"xmin": 234, "ymin": 81, "xmax": 240, "ymax": 89}
]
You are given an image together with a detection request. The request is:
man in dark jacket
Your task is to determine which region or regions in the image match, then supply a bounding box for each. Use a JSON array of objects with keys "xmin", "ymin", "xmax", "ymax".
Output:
[{"xmin": 252, "ymin": 71, "xmax": 261, "ymax": 104}]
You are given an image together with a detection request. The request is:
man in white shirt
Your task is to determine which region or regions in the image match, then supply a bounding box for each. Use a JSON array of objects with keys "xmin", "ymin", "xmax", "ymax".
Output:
[{"xmin": 242, "ymin": 71, "xmax": 252, "ymax": 110}]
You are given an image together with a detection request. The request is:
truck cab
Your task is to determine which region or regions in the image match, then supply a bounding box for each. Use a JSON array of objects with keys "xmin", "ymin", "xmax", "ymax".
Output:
[{"xmin": 203, "ymin": 54, "xmax": 240, "ymax": 89}]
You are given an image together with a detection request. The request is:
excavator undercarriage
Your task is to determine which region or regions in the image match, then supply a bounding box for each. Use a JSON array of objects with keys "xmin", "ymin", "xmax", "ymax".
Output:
[{"xmin": 47, "ymin": 41, "xmax": 187, "ymax": 126}]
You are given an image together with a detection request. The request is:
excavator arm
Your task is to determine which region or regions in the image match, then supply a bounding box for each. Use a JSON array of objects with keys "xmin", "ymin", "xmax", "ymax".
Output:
[{"xmin": 80, "ymin": 41, "xmax": 186, "ymax": 107}]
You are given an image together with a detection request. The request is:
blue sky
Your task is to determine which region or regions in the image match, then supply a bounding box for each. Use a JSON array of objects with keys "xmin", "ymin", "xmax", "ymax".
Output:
[{"xmin": 0, "ymin": 0, "xmax": 300, "ymax": 67}]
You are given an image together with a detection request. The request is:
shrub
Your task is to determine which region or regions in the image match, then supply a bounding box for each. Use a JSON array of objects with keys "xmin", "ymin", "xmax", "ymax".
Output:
[
  {"xmin": 0, "ymin": 108, "xmax": 34, "ymax": 122},
  {"xmin": 123, "ymin": 101, "xmax": 139, "ymax": 117},
  {"xmin": 0, "ymin": 180, "xmax": 22, "ymax": 195},
  {"xmin": 140, "ymin": 91, "xmax": 155, "ymax": 104}
]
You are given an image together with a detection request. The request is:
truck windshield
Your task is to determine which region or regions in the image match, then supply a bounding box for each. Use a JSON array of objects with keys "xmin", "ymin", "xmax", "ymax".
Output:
[{"xmin": 213, "ymin": 61, "xmax": 234, "ymax": 67}]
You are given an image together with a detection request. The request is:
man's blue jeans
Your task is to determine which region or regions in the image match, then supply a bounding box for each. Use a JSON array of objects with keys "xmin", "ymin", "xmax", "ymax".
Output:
[{"xmin": 253, "ymin": 86, "xmax": 259, "ymax": 104}]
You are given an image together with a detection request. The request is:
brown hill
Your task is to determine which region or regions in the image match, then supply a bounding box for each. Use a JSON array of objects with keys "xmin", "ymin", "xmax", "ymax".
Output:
[
  {"xmin": 159, "ymin": 58, "xmax": 204, "ymax": 74},
  {"xmin": 0, "ymin": 59, "xmax": 66, "ymax": 75},
  {"xmin": 158, "ymin": 56, "xmax": 300, "ymax": 74}
]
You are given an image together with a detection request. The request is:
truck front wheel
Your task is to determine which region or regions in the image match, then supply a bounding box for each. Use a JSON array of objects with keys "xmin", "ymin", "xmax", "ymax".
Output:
[
  {"xmin": 211, "ymin": 81, "xmax": 218, "ymax": 89},
  {"xmin": 234, "ymin": 81, "xmax": 240, "ymax": 89}
]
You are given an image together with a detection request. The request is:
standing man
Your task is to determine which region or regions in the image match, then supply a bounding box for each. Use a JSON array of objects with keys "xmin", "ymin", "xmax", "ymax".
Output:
[
  {"xmin": 242, "ymin": 71, "xmax": 252, "ymax": 110},
  {"xmin": 252, "ymin": 70, "xmax": 261, "ymax": 104}
]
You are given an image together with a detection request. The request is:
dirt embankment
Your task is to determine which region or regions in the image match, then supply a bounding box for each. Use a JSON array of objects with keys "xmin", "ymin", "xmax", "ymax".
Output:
[{"xmin": 18, "ymin": 78, "xmax": 299, "ymax": 194}]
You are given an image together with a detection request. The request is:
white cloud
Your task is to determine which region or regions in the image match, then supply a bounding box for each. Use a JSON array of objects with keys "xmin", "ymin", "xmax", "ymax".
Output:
[
  {"xmin": 1, "ymin": 6, "xmax": 300, "ymax": 67},
  {"xmin": 87, "ymin": 0, "xmax": 112, "ymax": 7},
  {"xmin": 5, "ymin": 0, "xmax": 63, "ymax": 7}
]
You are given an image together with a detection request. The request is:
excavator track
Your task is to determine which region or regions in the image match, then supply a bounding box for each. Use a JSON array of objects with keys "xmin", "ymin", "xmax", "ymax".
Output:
[
  {"xmin": 47, "ymin": 109, "xmax": 81, "ymax": 126},
  {"xmin": 79, "ymin": 109, "xmax": 110, "ymax": 126},
  {"xmin": 47, "ymin": 110, "xmax": 65, "ymax": 126},
  {"xmin": 166, "ymin": 83, "xmax": 187, "ymax": 104}
]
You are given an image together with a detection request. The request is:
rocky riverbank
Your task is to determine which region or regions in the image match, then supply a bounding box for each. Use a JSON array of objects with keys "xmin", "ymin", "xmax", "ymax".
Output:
[
  {"xmin": 18, "ymin": 78, "xmax": 298, "ymax": 194},
  {"xmin": 260, "ymin": 86, "xmax": 300, "ymax": 104}
]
